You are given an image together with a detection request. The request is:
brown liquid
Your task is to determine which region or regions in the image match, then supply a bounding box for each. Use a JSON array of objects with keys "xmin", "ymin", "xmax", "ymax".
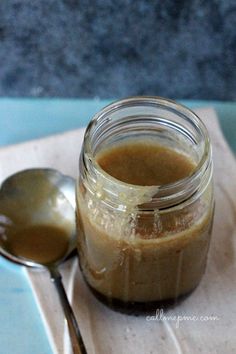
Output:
[
  {"xmin": 97, "ymin": 142, "xmax": 195, "ymax": 185},
  {"xmin": 0, "ymin": 224, "xmax": 70, "ymax": 265},
  {"xmin": 77, "ymin": 141, "xmax": 213, "ymax": 308}
]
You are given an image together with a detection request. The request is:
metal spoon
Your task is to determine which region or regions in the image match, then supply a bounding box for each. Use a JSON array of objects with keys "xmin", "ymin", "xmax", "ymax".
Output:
[{"xmin": 0, "ymin": 168, "xmax": 87, "ymax": 354}]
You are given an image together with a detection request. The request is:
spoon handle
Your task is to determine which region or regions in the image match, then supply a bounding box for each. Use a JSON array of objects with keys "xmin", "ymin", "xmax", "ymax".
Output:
[{"xmin": 50, "ymin": 267, "xmax": 87, "ymax": 354}]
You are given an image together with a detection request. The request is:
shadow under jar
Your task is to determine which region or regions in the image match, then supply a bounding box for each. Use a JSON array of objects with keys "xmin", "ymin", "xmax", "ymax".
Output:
[{"xmin": 76, "ymin": 97, "xmax": 214, "ymax": 314}]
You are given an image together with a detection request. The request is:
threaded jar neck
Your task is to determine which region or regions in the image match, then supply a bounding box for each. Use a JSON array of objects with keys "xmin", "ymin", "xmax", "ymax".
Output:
[{"xmin": 80, "ymin": 97, "xmax": 212, "ymax": 210}]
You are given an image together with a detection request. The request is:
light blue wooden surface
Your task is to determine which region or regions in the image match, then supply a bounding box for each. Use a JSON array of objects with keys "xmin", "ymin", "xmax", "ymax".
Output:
[
  {"xmin": 0, "ymin": 99, "xmax": 235, "ymax": 354},
  {"xmin": 0, "ymin": 98, "xmax": 235, "ymax": 152}
]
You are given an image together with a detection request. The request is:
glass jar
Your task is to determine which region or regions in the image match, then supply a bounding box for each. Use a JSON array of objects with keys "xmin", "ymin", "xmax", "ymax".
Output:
[{"xmin": 76, "ymin": 97, "xmax": 214, "ymax": 312}]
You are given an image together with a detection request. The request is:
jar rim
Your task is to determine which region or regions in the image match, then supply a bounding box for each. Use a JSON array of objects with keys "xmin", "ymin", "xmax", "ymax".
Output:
[{"xmin": 82, "ymin": 96, "xmax": 211, "ymax": 208}]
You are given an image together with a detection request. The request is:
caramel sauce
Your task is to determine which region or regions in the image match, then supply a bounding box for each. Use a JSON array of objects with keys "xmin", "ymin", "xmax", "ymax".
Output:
[
  {"xmin": 77, "ymin": 140, "xmax": 213, "ymax": 305},
  {"xmin": 0, "ymin": 224, "xmax": 70, "ymax": 265},
  {"xmin": 97, "ymin": 142, "xmax": 196, "ymax": 186}
]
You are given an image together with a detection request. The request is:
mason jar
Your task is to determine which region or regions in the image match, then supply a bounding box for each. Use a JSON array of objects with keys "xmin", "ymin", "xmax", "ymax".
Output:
[{"xmin": 76, "ymin": 97, "xmax": 214, "ymax": 312}]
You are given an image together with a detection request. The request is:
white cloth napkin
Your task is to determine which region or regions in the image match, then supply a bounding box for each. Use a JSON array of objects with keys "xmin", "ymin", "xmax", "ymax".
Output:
[{"xmin": 0, "ymin": 108, "xmax": 235, "ymax": 354}]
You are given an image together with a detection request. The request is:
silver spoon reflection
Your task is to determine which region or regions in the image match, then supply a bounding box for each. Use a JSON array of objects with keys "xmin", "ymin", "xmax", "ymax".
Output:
[{"xmin": 0, "ymin": 169, "xmax": 87, "ymax": 354}]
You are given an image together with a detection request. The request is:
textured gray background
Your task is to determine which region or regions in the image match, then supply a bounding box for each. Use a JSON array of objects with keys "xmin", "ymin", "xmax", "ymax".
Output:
[{"xmin": 0, "ymin": 0, "xmax": 235, "ymax": 99}]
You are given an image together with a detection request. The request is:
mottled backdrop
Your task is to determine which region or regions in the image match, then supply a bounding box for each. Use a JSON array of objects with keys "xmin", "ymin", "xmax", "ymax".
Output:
[{"xmin": 0, "ymin": 0, "xmax": 235, "ymax": 99}]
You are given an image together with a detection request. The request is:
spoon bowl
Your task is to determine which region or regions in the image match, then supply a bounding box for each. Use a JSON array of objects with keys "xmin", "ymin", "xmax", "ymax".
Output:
[{"xmin": 0, "ymin": 168, "xmax": 76, "ymax": 268}]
